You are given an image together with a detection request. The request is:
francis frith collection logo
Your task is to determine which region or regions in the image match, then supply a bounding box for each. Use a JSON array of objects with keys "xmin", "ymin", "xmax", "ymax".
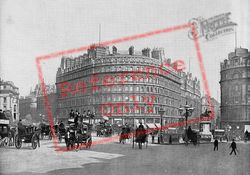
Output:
[{"xmin": 188, "ymin": 12, "xmax": 237, "ymax": 41}]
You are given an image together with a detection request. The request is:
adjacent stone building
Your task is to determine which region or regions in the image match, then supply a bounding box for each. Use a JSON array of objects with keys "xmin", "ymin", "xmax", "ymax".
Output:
[
  {"xmin": 19, "ymin": 90, "xmax": 38, "ymax": 121},
  {"xmin": 36, "ymin": 84, "xmax": 57, "ymax": 122},
  {"xmin": 19, "ymin": 84, "xmax": 57, "ymax": 122},
  {"xmin": 220, "ymin": 47, "xmax": 250, "ymax": 138},
  {"xmin": 180, "ymin": 72, "xmax": 201, "ymax": 116},
  {"xmin": 0, "ymin": 78, "xmax": 19, "ymax": 122},
  {"xmin": 180, "ymin": 72, "xmax": 202, "ymax": 129}
]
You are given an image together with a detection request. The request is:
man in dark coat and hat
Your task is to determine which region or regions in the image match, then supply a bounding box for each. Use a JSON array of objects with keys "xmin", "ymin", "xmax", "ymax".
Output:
[
  {"xmin": 214, "ymin": 138, "xmax": 219, "ymax": 151},
  {"xmin": 229, "ymin": 139, "xmax": 237, "ymax": 155}
]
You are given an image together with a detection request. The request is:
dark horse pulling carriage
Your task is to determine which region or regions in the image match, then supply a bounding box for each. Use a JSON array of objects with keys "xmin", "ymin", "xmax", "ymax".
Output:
[
  {"xmin": 40, "ymin": 122, "xmax": 66, "ymax": 142},
  {"xmin": 185, "ymin": 126, "xmax": 199, "ymax": 145},
  {"xmin": 65, "ymin": 118, "xmax": 92, "ymax": 150},
  {"xmin": 53, "ymin": 122, "xmax": 66, "ymax": 143},
  {"xmin": 40, "ymin": 123, "xmax": 51, "ymax": 140},
  {"xmin": 15, "ymin": 121, "xmax": 40, "ymax": 149},
  {"xmin": 75, "ymin": 122, "xmax": 92, "ymax": 149},
  {"xmin": 119, "ymin": 124, "xmax": 132, "ymax": 144},
  {"xmin": 134, "ymin": 124, "xmax": 148, "ymax": 149}
]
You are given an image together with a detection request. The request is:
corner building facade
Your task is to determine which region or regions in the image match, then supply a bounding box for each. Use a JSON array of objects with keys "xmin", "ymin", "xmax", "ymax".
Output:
[
  {"xmin": 180, "ymin": 72, "xmax": 201, "ymax": 129},
  {"xmin": 180, "ymin": 72, "xmax": 201, "ymax": 118},
  {"xmin": 56, "ymin": 46, "xmax": 182, "ymax": 125},
  {"xmin": 220, "ymin": 48, "xmax": 250, "ymax": 137},
  {"xmin": 0, "ymin": 79, "xmax": 19, "ymax": 122}
]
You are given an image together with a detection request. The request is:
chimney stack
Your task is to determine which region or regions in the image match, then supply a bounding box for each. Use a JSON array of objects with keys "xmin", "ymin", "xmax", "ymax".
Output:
[
  {"xmin": 129, "ymin": 46, "xmax": 134, "ymax": 55},
  {"xmin": 112, "ymin": 46, "xmax": 117, "ymax": 54},
  {"xmin": 142, "ymin": 48, "xmax": 151, "ymax": 57}
]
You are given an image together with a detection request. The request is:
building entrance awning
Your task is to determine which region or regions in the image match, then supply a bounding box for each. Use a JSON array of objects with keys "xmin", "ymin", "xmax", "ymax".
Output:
[
  {"xmin": 155, "ymin": 123, "xmax": 161, "ymax": 128},
  {"xmin": 245, "ymin": 125, "xmax": 250, "ymax": 132},
  {"xmin": 146, "ymin": 123, "xmax": 157, "ymax": 129},
  {"xmin": 168, "ymin": 127, "xmax": 177, "ymax": 130},
  {"xmin": 0, "ymin": 119, "xmax": 9, "ymax": 125}
]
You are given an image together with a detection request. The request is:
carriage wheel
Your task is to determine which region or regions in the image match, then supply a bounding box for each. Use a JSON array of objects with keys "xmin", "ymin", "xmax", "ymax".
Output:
[
  {"xmin": 31, "ymin": 135, "xmax": 38, "ymax": 149},
  {"xmin": 0, "ymin": 136, "xmax": 3, "ymax": 147},
  {"xmin": 2, "ymin": 137, "xmax": 8, "ymax": 148},
  {"xmin": 15, "ymin": 134, "xmax": 22, "ymax": 149}
]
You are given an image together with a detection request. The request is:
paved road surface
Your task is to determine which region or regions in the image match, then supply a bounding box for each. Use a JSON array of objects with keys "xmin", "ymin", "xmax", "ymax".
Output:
[{"xmin": 0, "ymin": 137, "xmax": 249, "ymax": 175}]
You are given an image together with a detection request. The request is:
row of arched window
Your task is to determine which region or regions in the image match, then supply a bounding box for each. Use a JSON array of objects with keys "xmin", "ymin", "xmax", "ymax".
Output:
[{"xmin": 223, "ymin": 71, "xmax": 250, "ymax": 80}]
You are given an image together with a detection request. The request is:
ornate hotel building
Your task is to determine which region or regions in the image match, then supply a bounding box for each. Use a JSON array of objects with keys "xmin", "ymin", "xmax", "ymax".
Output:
[
  {"xmin": 220, "ymin": 48, "xmax": 250, "ymax": 137},
  {"xmin": 56, "ymin": 45, "xmax": 183, "ymax": 125}
]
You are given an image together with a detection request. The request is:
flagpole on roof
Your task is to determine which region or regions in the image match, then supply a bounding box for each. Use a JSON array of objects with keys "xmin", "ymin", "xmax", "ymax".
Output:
[{"xmin": 99, "ymin": 24, "xmax": 101, "ymax": 46}]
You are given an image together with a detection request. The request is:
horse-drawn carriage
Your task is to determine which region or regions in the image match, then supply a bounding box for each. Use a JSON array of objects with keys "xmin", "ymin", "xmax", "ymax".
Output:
[
  {"xmin": 96, "ymin": 122, "xmax": 113, "ymax": 137},
  {"xmin": 15, "ymin": 122, "xmax": 40, "ymax": 149},
  {"xmin": 112, "ymin": 123, "xmax": 123, "ymax": 134},
  {"xmin": 55, "ymin": 123, "xmax": 66, "ymax": 143},
  {"xmin": 244, "ymin": 130, "xmax": 250, "ymax": 141},
  {"xmin": 40, "ymin": 122, "xmax": 66, "ymax": 142},
  {"xmin": 40, "ymin": 123, "xmax": 51, "ymax": 140},
  {"xmin": 65, "ymin": 118, "xmax": 92, "ymax": 150},
  {"xmin": 0, "ymin": 112, "xmax": 11, "ymax": 147},
  {"xmin": 75, "ymin": 122, "xmax": 92, "ymax": 149},
  {"xmin": 184, "ymin": 127, "xmax": 199, "ymax": 145}
]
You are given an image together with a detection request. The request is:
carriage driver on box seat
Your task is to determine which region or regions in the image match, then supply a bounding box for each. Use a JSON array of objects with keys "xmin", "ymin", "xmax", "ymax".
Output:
[
  {"xmin": 59, "ymin": 120, "xmax": 64, "ymax": 129},
  {"xmin": 69, "ymin": 109, "xmax": 74, "ymax": 119},
  {"xmin": 18, "ymin": 119, "xmax": 27, "ymax": 135},
  {"xmin": 138, "ymin": 122, "xmax": 144, "ymax": 129}
]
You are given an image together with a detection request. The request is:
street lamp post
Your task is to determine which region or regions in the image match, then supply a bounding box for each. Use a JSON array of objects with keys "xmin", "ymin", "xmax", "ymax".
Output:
[
  {"xmin": 132, "ymin": 116, "xmax": 135, "ymax": 148},
  {"xmin": 179, "ymin": 103, "xmax": 194, "ymax": 144},
  {"xmin": 158, "ymin": 107, "xmax": 165, "ymax": 144}
]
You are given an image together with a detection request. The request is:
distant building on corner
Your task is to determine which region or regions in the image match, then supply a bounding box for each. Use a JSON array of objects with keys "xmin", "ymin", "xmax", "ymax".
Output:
[
  {"xmin": 0, "ymin": 78, "xmax": 19, "ymax": 122},
  {"xmin": 220, "ymin": 47, "xmax": 250, "ymax": 139},
  {"xmin": 19, "ymin": 84, "xmax": 57, "ymax": 123}
]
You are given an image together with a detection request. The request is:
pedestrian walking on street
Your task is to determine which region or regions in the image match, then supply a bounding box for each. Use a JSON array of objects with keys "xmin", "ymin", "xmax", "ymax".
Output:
[
  {"xmin": 214, "ymin": 138, "xmax": 218, "ymax": 151},
  {"xmin": 229, "ymin": 139, "xmax": 237, "ymax": 155},
  {"xmin": 169, "ymin": 135, "xmax": 172, "ymax": 144}
]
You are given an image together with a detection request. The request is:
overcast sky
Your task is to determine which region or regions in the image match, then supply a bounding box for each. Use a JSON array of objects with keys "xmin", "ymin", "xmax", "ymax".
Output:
[{"xmin": 0, "ymin": 0, "xmax": 249, "ymax": 101}]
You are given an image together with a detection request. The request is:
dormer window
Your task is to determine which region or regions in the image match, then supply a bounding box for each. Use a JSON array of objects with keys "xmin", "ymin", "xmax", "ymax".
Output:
[
  {"xmin": 233, "ymin": 73, "xmax": 239, "ymax": 79},
  {"xmin": 234, "ymin": 60, "xmax": 237, "ymax": 65}
]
